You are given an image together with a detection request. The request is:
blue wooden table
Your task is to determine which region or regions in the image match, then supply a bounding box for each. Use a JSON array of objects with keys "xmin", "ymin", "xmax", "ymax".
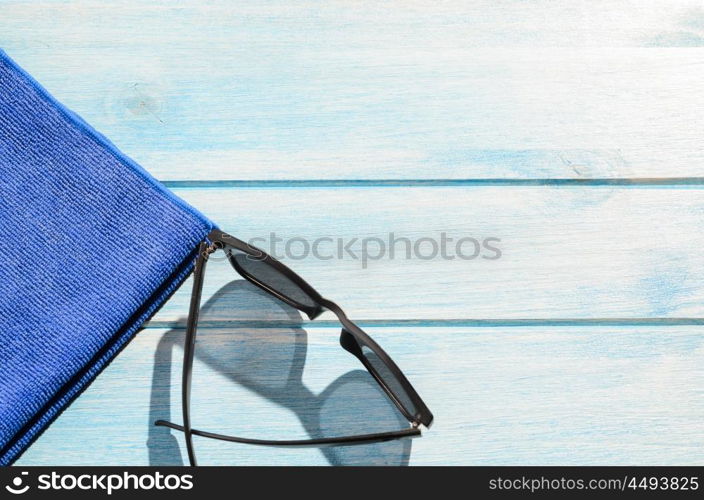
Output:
[{"xmin": 6, "ymin": 0, "xmax": 704, "ymax": 465}]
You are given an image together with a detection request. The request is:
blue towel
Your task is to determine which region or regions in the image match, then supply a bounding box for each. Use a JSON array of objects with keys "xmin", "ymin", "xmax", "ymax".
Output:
[{"xmin": 0, "ymin": 51, "xmax": 214, "ymax": 465}]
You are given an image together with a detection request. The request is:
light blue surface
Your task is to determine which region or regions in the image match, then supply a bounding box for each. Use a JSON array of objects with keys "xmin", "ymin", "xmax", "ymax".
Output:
[{"xmin": 4, "ymin": 0, "xmax": 704, "ymax": 465}]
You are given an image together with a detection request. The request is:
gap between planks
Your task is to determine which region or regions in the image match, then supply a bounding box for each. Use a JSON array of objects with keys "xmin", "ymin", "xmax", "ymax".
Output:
[
  {"xmin": 143, "ymin": 318, "xmax": 704, "ymax": 329},
  {"xmin": 162, "ymin": 178, "xmax": 704, "ymax": 189}
]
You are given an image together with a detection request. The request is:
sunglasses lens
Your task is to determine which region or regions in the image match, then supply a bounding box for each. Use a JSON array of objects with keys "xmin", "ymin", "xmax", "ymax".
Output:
[
  {"xmin": 228, "ymin": 249, "xmax": 319, "ymax": 310},
  {"xmin": 360, "ymin": 344, "xmax": 418, "ymax": 420}
]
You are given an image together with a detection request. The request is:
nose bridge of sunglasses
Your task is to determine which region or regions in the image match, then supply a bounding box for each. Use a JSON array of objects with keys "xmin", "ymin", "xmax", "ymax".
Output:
[{"xmin": 339, "ymin": 329, "xmax": 362, "ymax": 356}]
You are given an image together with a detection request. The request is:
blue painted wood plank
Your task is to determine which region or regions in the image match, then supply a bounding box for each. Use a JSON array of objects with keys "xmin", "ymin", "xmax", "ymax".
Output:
[
  {"xmin": 124, "ymin": 186, "xmax": 704, "ymax": 323},
  {"xmin": 2, "ymin": 2, "xmax": 704, "ymax": 180},
  {"xmin": 16, "ymin": 324, "xmax": 704, "ymax": 466}
]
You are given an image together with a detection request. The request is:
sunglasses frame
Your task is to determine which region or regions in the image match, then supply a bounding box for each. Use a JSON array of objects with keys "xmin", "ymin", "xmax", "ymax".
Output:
[{"xmin": 162, "ymin": 229, "xmax": 433, "ymax": 466}]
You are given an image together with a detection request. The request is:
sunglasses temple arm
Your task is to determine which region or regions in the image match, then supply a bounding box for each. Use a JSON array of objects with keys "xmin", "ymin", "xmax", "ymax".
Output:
[
  {"xmin": 154, "ymin": 420, "xmax": 421, "ymax": 448},
  {"xmin": 181, "ymin": 243, "xmax": 210, "ymax": 466}
]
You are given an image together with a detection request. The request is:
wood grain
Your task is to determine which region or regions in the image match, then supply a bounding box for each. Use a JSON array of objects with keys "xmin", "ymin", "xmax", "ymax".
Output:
[
  {"xmin": 16, "ymin": 325, "xmax": 704, "ymax": 466},
  {"xmin": 3, "ymin": 2, "xmax": 704, "ymax": 180},
  {"xmin": 4, "ymin": 0, "xmax": 704, "ymax": 466},
  {"xmin": 135, "ymin": 186, "xmax": 704, "ymax": 324}
]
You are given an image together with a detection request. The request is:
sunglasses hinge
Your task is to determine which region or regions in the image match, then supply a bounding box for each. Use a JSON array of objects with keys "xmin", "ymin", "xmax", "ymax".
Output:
[{"xmin": 200, "ymin": 241, "xmax": 221, "ymax": 260}]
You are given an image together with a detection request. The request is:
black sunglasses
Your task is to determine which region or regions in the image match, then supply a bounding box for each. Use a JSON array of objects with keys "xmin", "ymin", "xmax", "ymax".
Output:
[{"xmin": 156, "ymin": 229, "xmax": 433, "ymax": 466}]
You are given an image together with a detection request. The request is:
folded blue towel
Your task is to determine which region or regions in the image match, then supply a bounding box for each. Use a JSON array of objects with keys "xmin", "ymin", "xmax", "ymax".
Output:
[{"xmin": 0, "ymin": 51, "xmax": 214, "ymax": 465}]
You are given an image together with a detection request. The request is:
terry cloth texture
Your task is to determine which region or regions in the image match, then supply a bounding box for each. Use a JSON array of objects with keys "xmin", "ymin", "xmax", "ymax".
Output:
[{"xmin": 0, "ymin": 51, "xmax": 214, "ymax": 465}]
